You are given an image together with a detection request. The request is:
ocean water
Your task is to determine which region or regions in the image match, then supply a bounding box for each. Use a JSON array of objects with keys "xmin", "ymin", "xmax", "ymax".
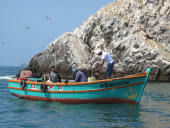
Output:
[{"xmin": 0, "ymin": 66, "xmax": 170, "ymax": 128}]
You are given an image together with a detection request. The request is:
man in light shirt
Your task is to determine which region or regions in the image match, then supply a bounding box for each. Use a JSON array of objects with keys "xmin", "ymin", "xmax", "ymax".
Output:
[{"xmin": 97, "ymin": 50, "xmax": 115, "ymax": 79}]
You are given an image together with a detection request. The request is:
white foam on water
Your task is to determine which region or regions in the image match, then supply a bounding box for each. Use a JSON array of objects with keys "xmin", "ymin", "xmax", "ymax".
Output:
[{"xmin": 0, "ymin": 75, "xmax": 16, "ymax": 80}]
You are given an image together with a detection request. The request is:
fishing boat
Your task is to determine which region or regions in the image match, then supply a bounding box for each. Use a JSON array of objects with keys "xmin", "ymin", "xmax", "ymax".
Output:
[{"xmin": 8, "ymin": 68, "xmax": 151, "ymax": 104}]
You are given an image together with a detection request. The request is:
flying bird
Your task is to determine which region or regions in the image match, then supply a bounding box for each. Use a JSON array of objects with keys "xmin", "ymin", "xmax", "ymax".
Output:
[
  {"xmin": 1, "ymin": 41, "xmax": 5, "ymax": 45},
  {"xmin": 45, "ymin": 16, "xmax": 52, "ymax": 21},
  {"xmin": 25, "ymin": 26, "xmax": 31, "ymax": 30},
  {"xmin": 56, "ymin": 0, "xmax": 63, "ymax": 3},
  {"xmin": 0, "ymin": 41, "xmax": 5, "ymax": 48}
]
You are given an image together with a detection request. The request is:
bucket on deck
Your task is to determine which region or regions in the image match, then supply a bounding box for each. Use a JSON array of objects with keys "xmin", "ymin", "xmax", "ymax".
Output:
[{"xmin": 88, "ymin": 77, "xmax": 96, "ymax": 82}]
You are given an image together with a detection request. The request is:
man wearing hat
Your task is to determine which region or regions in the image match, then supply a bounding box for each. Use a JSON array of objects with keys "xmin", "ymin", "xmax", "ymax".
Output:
[
  {"xmin": 96, "ymin": 50, "xmax": 115, "ymax": 79},
  {"xmin": 72, "ymin": 67, "xmax": 88, "ymax": 82}
]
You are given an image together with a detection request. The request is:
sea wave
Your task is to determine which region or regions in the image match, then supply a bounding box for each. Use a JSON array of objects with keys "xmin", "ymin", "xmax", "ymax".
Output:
[{"xmin": 0, "ymin": 75, "xmax": 16, "ymax": 80}]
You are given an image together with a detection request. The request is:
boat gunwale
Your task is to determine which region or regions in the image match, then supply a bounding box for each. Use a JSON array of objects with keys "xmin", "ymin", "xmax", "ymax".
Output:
[
  {"xmin": 8, "ymin": 72, "xmax": 147, "ymax": 86},
  {"xmin": 8, "ymin": 81, "xmax": 144, "ymax": 93}
]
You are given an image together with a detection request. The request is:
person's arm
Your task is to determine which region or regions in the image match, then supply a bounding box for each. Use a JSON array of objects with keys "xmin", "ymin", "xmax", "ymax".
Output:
[
  {"xmin": 75, "ymin": 72, "xmax": 81, "ymax": 82},
  {"xmin": 58, "ymin": 74, "xmax": 61, "ymax": 82},
  {"xmin": 98, "ymin": 59, "xmax": 105, "ymax": 71}
]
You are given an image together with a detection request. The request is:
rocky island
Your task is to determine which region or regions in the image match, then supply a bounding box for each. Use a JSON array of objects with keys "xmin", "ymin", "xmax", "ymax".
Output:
[{"xmin": 27, "ymin": 0, "xmax": 170, "ymax": 82}]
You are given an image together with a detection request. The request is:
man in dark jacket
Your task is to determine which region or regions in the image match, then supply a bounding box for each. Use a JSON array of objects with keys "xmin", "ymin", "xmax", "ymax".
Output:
[
  {"xmin": 72, "ymin": 67, "xmax": 88, "ymax": 82},
  {"xmin": 49, "ymin": 66, "xmax": 61, "ymax": 82}
]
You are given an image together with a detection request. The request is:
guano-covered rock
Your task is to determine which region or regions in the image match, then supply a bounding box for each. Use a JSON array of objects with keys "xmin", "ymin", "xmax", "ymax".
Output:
[{"xmin": 27, "ymin": 0, "xmax": 170, "ymax": 81}]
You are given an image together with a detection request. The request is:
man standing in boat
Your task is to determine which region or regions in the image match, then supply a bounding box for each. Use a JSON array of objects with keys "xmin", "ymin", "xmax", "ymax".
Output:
[
  {"xmin": 72, "ymin": 67, "xmax": 88, "ymax": 82},
  {"xmin": 49, "ymin": 66, "xmax": 61, "ymax": 82},
  {"xmin": 96, "ymin": 50, "xmax": 115, "ymax": 79}
]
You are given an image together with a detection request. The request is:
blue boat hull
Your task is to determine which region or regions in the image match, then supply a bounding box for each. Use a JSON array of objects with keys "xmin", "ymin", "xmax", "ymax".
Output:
[{"xmin": 8, "ymin": 68, "xmax": 151, "ymax": 104}]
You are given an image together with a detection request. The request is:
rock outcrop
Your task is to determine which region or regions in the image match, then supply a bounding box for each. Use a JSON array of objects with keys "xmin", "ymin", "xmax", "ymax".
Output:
[{"xmin": 27, "ymin": 0, "xmax": 170, "ymax": 81}]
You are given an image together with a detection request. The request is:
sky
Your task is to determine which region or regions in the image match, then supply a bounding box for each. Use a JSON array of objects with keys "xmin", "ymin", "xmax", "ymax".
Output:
[{"xmin": 0, "ymin": 0, "xmax": 114, "ymax": 66}]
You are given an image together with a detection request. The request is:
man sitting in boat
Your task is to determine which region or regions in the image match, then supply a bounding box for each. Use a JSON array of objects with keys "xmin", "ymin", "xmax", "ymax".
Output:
[
  {"xmin": 49, "ymin": 66, "xmax": 61, "ymax": 82},
  {"xmin": 96, "ymin": 50, "xmax": 115, "ymax": 79},
  {"xmin": 72, "ymin": 67, "xmax": 88, "ymax": 82}
]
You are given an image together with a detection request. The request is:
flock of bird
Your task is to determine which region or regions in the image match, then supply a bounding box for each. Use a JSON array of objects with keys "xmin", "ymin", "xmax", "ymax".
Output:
[
  {"xmin": 1, "ymin": 0, "xmax": 63, "ymax": 47},
  {"xmin": 25, "ymin": 16, "xmax": 52, "ymax": 30},
  {"xmin": 24, "ymin": 0, "xmax": 64, "ymax": 31},
  {"xmin": 0, "ymin": 16, "xmax": 52, "ymax": 47}
]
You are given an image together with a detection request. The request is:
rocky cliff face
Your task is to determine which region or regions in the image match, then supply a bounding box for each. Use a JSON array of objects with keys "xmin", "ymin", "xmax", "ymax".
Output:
[{"xmin": 27, "ymin": 0, "xmax": 170, "ymax": 81}]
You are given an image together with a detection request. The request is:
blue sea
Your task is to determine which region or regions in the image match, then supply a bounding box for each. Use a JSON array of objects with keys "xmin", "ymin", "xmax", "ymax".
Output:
[{"xmin": 0, "ymin": 66, "xmax": 170, "ymax": 128}]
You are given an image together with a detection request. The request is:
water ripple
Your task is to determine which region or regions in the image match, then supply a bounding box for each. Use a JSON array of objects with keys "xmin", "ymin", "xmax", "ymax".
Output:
[{"xmin": 0, "ymin": 67, "xmax": 170, "ymax": 128}]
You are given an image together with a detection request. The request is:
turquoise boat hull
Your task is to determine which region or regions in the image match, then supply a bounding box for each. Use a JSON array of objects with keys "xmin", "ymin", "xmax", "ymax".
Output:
[{"xmin": 8, "ymin": 68, "xmax": 151, "ymax": 104}]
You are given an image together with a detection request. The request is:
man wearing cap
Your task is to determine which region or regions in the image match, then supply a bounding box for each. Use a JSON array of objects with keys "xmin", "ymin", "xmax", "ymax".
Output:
[
  {"xmin": 72, "ymin": 67, "xmax": 88, "ymax": 82},
  {"xmin": 97, "ymin": 50, "xmax": 114, "ymax": 79}
]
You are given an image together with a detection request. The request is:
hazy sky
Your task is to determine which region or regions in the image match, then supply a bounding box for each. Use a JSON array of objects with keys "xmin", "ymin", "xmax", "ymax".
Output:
[{"xmin": 0, "ymin": 0, "xmax": 114, "ymax": 66}]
